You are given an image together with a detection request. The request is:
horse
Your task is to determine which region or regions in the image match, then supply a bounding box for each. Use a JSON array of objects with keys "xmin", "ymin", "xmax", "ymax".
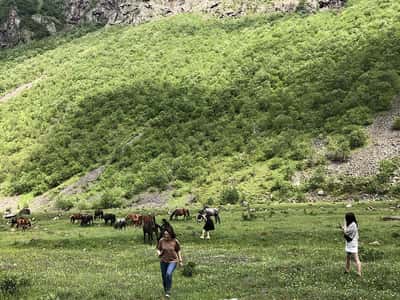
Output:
[
  {"xmin": 197, "ymin": 207, "xmax": 221, "ymax": 224},
  {"xmin": 170, "ymin": 208, "xmax": 190, "ymax": 221},
  {"xmin": 142, "ymin": 215, "xmax": 159, "ymax": 243},
  {"xmin": 126, "ymin": 214, "xmax": 143, "ymax": 226},
  {"xmin": 114, "ymin": 218, "xmax": 127, "ymax": 230},
  {"xmin": 80, "ymin": 214, "xmax": 93, "ymax": 226},
  {"xmin": 15, "ymin": 217, "xmax": 31, "ymax": 230},
  {"xmin": 94, "ymin": 209, "xmax": 104, "ymax": 220},
  {"xmin": 70, "ymin": 213, "xmax": 83, "ymax": 224},
  {"xmin": 103, "ymin": 213, "xmax": 116, "ymax": 225}
]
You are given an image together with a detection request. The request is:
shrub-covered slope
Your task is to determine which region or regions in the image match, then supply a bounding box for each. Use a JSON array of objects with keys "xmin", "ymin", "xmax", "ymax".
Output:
[{"xmin": 0, "ymin": 0, "xmax": 400, "ymax": 206}]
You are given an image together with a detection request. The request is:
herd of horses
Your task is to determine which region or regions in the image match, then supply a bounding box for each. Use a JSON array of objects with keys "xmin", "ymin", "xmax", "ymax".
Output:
[{"xmin": 4, "ymin": 206, "xmax": 221, "ymax": 242}]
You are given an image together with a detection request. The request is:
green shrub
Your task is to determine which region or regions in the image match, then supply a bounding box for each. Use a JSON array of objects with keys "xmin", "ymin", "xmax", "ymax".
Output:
[
  {"xmin": 376, "ymin": 159, "xmax": 399, "ymax": 184},
  {"xmin": 94, "ymin": 190, "xmax": 123, "ymax": 209},
  {"xmin": 348, "ymin": 128, "xmax": 368, "ymax": 149},
  {"xmin": 392, "ymin": 117, "xmax": 400, "ymax": 130},
  {"xmin": 182, "ymin": 262, "xmax": 196, "ymax": 277},
  {"xmin": 326, "ymin": 136, "xmax": 350, "ymax": 162},
  {"xmin": 55, "ymin": 196, "xmax": 74, "ymax": 211},
  {"xmin": 220, "ymin": 187, "xmax": 240, "ymax": 204},
  {"xmin": 306, "ymin": 167, "xmax": 326, "ymax": 191},
  {"xmin": 0, "ymin": 273, "xmax": 31, "ymax": 295}
]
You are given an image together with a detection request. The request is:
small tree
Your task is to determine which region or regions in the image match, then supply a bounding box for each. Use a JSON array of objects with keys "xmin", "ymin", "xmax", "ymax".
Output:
[{"xmin": 220, "ymin": 187, "xmax": 240, "ymax": 204}]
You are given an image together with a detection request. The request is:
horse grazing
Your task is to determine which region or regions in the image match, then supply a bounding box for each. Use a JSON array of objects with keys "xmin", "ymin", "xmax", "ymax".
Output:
[
  {"xmin": 94, "ymin": 209, "xmax": 104, "ymax": 220},
  {"xmin": 170, "ymin": 208, "xmax": 190, "ymax": 221},
  {"xmin": 142, "ymin": 215, "xmax": 159, "ymax": 243},
  {"xmin": 103, "ymin": 213, "xmax": 116, "ymax": 225},
  {"xmin": 114, "ymin": 218, "xmax": 127, "ymax": 230},
  {"xmin": 15, "ymin": 217, "xmax": 31, "ymax": 230},
  {"xmin": 70, "ymin": 213, "xmax": 83, "ymax": 224},
  {"xmin": 126, "ymin": 214, "xmax": 143, "ymax": 226},
  {"xmin": 197, "ymin": 207, "xmax": 221, "ymax": 224},
  {"xmin": 80, "ymin": 214, "xmax": 93, "ymax": 226}
]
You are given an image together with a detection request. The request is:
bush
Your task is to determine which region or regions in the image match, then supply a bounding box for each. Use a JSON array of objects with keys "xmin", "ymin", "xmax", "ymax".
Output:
[
  {"xmin": 0, "ymin": 273, "xmax": 31, "ymax": 295},
  {"xmin": 348, "ymin": 128, "xmax": 368, "ymax": 149},
  {"xmin": 306, "ymin": 167, "xmax": 326, "ymax": 191},
  {"xmin": 326, "ymin": 136, "xmax": 350, "ymax": 162},
  {"xmin": 94, "ymin": 190, "xmax": 123, "ymax": 209},
  {"xmin": 376, "ymin": 159, "xmax": 399, "ymax": 184},
  {"xmin": 392, "ymin": 117, "xmax": 400, "ymax": 130},
  {"xmin": 55, "ymin": 196, "xmax": 74, "ymax": 211},
  {"xmin": 220, "ymin": 187, "xmax": 240, "ymax": 204},
  {"xmin": 269, "ymin": 158, "xmax": 283, "ymax": 170},
  {"xmin": 182, "ymin": 262, "xmax": 196, "ymax": 277}
]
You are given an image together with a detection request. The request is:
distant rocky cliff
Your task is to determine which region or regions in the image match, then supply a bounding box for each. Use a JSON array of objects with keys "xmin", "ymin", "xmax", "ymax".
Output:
[{"xmin": 0, "ymin": 0, "xmax": 346, "ymax": 48}]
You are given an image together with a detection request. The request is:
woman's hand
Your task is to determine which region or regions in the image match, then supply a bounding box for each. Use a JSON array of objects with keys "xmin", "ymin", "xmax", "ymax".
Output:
[
  {"xmin": 157, "ymin": 250, "xmax": 162, "ymax": 257},
  {"xmin": 179, "ymin": 261, "xmax": 184, "ymax": 267}
]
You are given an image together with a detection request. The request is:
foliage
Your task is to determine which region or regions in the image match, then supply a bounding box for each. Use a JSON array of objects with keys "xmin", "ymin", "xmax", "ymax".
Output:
[
  {"xmin": 392, "ymin": 117, "xmax": 400, "ymax": 130},
  {"xmin": 181, "ymin": 262, "xmax": 196, "ymax": 277},
  {"xmin": 0, "ymin": 0, "xmax": 400, "ymax": 202},
  {"xmin": 220, "ymin": 187, "xmax": 240, "ymax": 204},
  {"xmin": 54, "ymin": 196, "xmax": 74, "ymax": 211},
  {"xmin": 0, "ymin": 273, "xmax": 31, "ymax": 295},
  {"xmin": 326, "ymin": 135, "xmax": 350, "ymax": 162}
]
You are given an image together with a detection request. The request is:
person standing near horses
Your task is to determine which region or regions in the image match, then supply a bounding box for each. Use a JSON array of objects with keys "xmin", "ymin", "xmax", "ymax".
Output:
[
  {"xmin": 200, "ymin": 214, "xmax": 215, "ymax": 239},
  {"xmin": 341, "ymin": 212, "xmax": 361, "ymax": 276},
  {"xmin": 157, "ymin": 227, "xmax": 183, "ymax": 298}
]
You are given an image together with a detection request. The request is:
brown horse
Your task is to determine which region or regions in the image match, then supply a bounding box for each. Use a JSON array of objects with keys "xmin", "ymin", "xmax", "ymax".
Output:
[
  {"xmin": 70, "ymin": 213, "xmax": 83, "ymax": 224},
  {"xmin": 142, "ymin": 215, "xmax": 159, "ymax": 243},
  {"xmin": 170, "ymin": 208, "xmax": 190, "ymax": 221},
  {"xmin": 126, "ymin": 214, "xmax": 143, "ymax": 226},
  {"xmin": 15, "ymin": 217, "xmax": 31, "ymax": 230}
]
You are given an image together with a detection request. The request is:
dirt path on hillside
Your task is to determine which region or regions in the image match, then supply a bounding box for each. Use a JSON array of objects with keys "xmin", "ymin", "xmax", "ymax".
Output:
[
  {"xmin": 328, "ymin": 99, "xmax": 400, "ymax": 177},
  {"xmin": 0, "ymin": 77, "xmax": 44, "ymax": 104}
]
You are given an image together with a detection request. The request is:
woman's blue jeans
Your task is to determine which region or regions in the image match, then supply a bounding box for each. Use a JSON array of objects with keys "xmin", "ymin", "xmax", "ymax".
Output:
[{"xmin": 160, "ymin": 262, "xmax": 177, "ymax": 293}]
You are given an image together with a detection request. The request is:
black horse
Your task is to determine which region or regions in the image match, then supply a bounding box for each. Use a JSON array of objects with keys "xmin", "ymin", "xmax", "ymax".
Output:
[
  {"xmin": 197, "ymin": 207, "xmax": 221, "ymax": 224},
  {"xmin": 94, "ymin": 209, "xmax": 104, "ymax": 220},
  {"xmin": 80, "ymin": 214, "xmax": 93, "ymax": 226},
  {"xmin": 103, "ymin": 213, "xmax": 116, "ymax": 225}
]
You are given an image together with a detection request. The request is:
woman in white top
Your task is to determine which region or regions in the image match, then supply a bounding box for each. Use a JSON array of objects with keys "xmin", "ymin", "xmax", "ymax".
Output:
[{"xmin": 341, "ymin": 212, "xmax": 362, "ymax": 276}]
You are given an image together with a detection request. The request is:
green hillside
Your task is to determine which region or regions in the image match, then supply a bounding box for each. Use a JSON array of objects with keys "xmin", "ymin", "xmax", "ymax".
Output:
[{"xmin": 1, "ymin": 0, "xmax": 400, "ymax": 207}]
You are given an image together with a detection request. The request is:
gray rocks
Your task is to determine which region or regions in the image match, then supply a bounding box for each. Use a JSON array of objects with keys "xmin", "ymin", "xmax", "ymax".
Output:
[
  {"xmin": 328, "ymin": 98, "xmax": 400, "ymax": 177},
  {"xmin": 0, "ymin": 0, "xmax": 347, "ymax": 48},
  {"xmin": 0, "ymin": 7, "xmax": 21, "ymax": 48}
]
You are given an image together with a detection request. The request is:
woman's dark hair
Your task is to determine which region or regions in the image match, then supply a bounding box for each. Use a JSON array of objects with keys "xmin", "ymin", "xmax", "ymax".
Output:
[
  {"xmin": 163, "ymin": 226, "xmax": 176, "ymax": 239},
  {"xmin": 345, "ymin": 212, "xmax": 358, "ymax": 226}
]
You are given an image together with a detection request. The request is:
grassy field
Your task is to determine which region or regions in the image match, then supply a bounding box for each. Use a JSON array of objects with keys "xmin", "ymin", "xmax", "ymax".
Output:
[{"xmin": 0, "ymin": 201, "xmax": 399, "ymax": 299}]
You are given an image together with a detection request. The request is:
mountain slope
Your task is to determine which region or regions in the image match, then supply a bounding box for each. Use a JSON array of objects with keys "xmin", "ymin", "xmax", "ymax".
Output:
[{"xmin": 0, "ymin": 0, "xmax": 400, "ymax": 207}]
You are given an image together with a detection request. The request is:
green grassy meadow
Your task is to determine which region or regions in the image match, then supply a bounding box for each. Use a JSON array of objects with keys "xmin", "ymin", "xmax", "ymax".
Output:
[{"xmin": 0, "ymin": 202, "xmax": 399, "ymax": 299}]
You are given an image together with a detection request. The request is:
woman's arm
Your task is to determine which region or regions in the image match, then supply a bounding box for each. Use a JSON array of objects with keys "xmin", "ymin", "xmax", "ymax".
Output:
[{"xmin": 177, "ymin": 251, "xmax": 183, "ymax": 267}]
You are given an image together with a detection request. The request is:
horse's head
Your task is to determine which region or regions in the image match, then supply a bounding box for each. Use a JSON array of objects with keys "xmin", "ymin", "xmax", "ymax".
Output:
[{"xmin": 196, "ymin": 213, "xmax": 205, "ymax": 223}]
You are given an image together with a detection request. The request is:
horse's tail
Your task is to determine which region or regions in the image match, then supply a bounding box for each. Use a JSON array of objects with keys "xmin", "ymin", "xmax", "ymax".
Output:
[{"xmin": 217, "ymin": 213, "xmax": 221, "ymax": 224}]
